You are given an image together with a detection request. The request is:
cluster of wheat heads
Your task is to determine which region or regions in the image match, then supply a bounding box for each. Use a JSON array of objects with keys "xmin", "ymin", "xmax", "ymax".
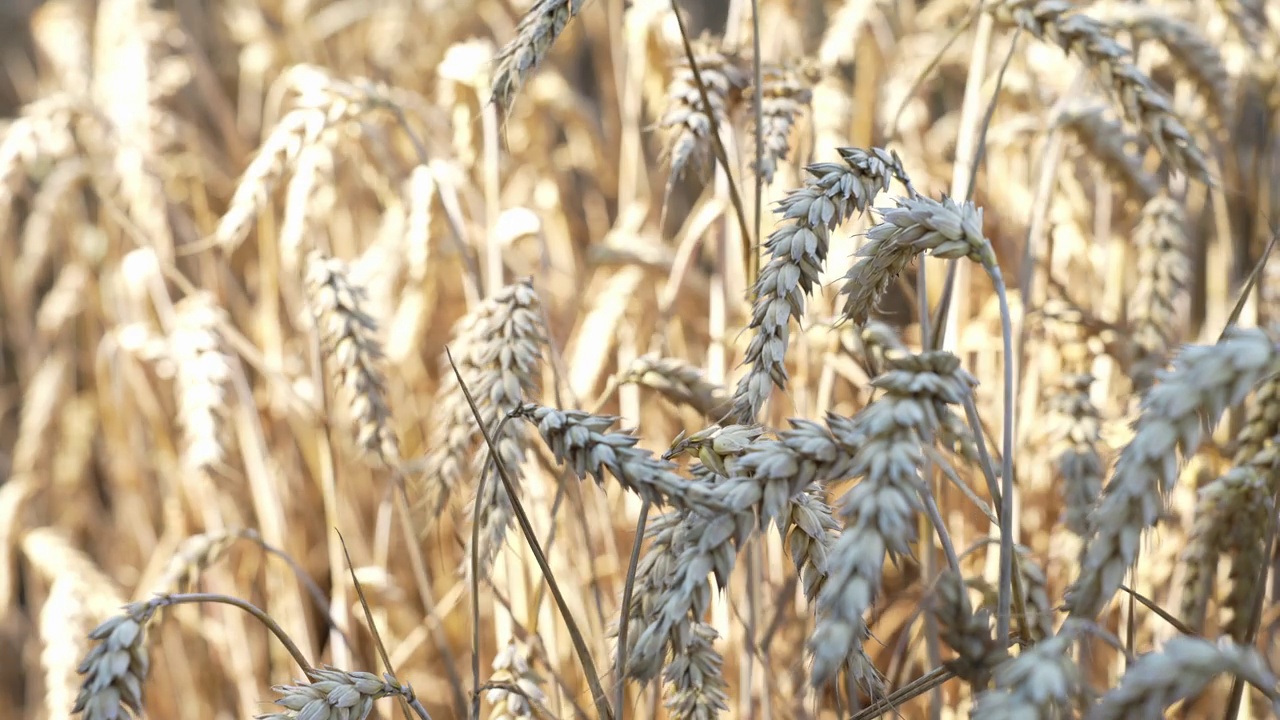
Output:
[{"xmin": 6, "ymin": 0, "xmax": 1280, "ymax": 717}]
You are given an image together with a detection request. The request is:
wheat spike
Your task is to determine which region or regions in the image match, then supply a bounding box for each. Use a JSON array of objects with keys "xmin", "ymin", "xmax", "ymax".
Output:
[
  {"xmin": 305, "ymin": 250, "xmax": 402, "ymax": 467},
  {"xmin": 991, "ymin": 0, "xmax": 1209, "ymax": 180},
  {"xmin": 1066, "ymin": 327, "xmax": 1278, "ymax": 619},
  {"xmin": 730, "ymin": 147, "xmax": 907, "ymax": 423}
]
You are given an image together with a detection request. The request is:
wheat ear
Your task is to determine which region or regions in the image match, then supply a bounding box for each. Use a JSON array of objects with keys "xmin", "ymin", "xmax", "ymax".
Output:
[
  {"xmin": 490, "ymin": 0, "xmax": 585, "ymax": 116},
  {"xmin": 730, "ymin": 147, "xmax": 908, "ymax": 423},
  {"xmin": 1066, "ymin": 327, "xmax": 1278, "ymax": 619},
  {"xmin": 930, "ymin": 570, "xmax": 1006, "ymax": 688},
  {"xmin": 810, "ymin": 351, "xmax": 977, "ymax": 689},
  {"xmin": 1128, "ymin": 193, "xmax": 1190, "ymax": 391},
  {"xmin": 257, "ymin": 666, "xmax": 417, "ymax": 720},
  {"xmin": 485, "ymin": 640, "xmax": 548, "ymax": 720},
  {"xmin": 1055, "ymin": 103, "xmax": 1160, "ymax": 202},
  {"xmin": 750, "ymin": 62, "xmax": 815, "ymax": 185},
  {"xmin": 971, "ymin": 623, "xmax": 1085, "ymax": 717},
  {"xmin": 1179, "ymin": 467, "xmax": 1271, "ymax": 633},
  {"xmin": 659, "ymin": 36, "xmax": 748, "ymax": 184},
  {"xmin": 839, "ymin": 194, "xmax": 996, "ymax": 327},
  {"xmin": 305, "ymin": 251, "xmax": 401, "ymax": 467},
  {"xmin": 1087, "ymin": 636, "xmax": 1280, "ymax": 719},
  {"xmin": 414, "ymin": 280, "xmax": 546, "ymax": 535},
  {"xmin": 1045, "ymin": 373, "xmax": 1104, "ymax": 535},
  {"xmin": 991, "ymin": 0, "xmax": 1209, "ymax": 180}
]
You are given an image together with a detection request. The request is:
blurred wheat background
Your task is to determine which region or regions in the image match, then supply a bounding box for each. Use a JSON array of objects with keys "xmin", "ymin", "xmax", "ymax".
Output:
[{"xmin": 4, "ymin": 0, "xmax": 1280, "ymax": 718}]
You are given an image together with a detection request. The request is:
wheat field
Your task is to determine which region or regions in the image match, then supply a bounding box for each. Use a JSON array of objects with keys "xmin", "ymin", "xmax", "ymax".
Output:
[{"xmin": 3, "ymin": 0, "xmax": 1280, "ymax": 718}]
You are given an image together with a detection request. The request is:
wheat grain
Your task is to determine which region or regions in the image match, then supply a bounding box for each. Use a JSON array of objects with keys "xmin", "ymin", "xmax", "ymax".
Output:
[
  {"xmin": 1066, "ymin": 327, "xmax": 1278, "ymax": 619},
  {"xmin": 730, "ymin": 147, "xmax": 907, "ymax": 423}
]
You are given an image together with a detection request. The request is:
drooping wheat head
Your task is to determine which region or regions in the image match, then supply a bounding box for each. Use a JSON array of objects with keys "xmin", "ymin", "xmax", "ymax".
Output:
[
  {"xmin": 990, "ymin": 0, "xmax": 1209, "ymax": 180},
  {"xmin": 256, "ymin": 666, "xmax": 417, "ymax": 720},
  {"xmin": 304, "ymin": 250, "xmax": 401, "ymax": 467},
  {"xmin": 414, "ymin": 279, "xmax": 546, "ymax": 547},
  {"xmin": 1055, "ymin": 103, "xmax": 1160, "ymax": 203},
  {"xmin": 1127, "ymin": 192, "xmax": 1190, "ymax": 391},
  {"xmin": 838, "ymin": 194, "xmax": 996, "ymax": 328},
  {"xmin": 1066, "ymin": 327, "xmax": 1278, "ymax": 620},
  {"xmin": 490, "ymin": 0, "xmax": 586, "ymax": 116},
  {"xmin": 810, "ymin": 350, "xmax": 977, "ymax": 689},
  {"xmin": 659, "ymin": 35, "xmax": 747, "ymax": 184},
  {"xmin": 1089, "ymin": 636, "xmax": 1280, "ymax": 719},
  {"xmin": 618, "ymin": 353, "xmax": 731, "ymax": 421},
  {"xmin": 750, "ymin": 62, "xmax": 815, "ymax": 185},
  {"xmin": 731, "ymin": 147, "xmax": 908, "ymax": 423},
  {"xmin": 929, "ymin": 570, "xmax": 1006, "ymax": 688}
]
